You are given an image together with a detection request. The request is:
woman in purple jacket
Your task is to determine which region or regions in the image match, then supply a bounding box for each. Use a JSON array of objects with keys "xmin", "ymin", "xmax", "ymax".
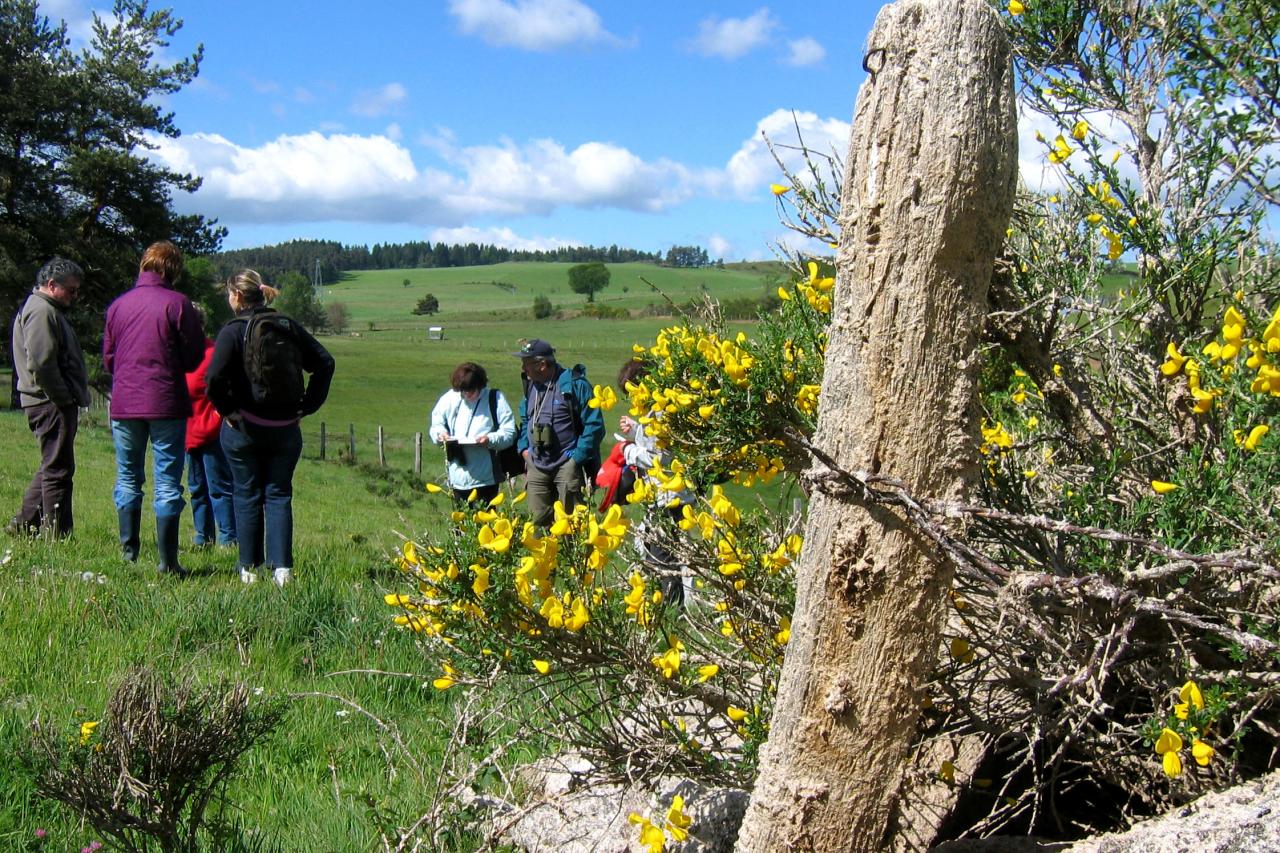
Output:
[{"xmin": 103, "ymin": 241, "xmax": 205, "ymax": 575}]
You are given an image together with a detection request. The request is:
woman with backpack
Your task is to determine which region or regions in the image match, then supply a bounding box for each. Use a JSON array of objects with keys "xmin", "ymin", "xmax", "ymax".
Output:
[
  {"xmin": 428, "ymin": 362, "xmax": 516, "ymax": 505},
  {"xmin": 206, "ymin": 269, "xmax": 335, "ymax": 586}
]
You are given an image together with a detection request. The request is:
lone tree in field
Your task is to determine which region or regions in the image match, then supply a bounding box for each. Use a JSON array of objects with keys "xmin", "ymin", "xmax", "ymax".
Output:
[
  {"xmin": 413, "ymin": 293, "xmax": 440, "ymax": 315},
  {"xmin": 324, "ymin": 302, "xmax": 349, "ymax": 334},
  {"xmin": 736, "ymin": 0, "xmax": 1017, "ymax": 849},
  {"xmin": 274, "ymin": 270, "xmax": 326, "ymax": 329},
  {"xmin": 567, "ymin": 262, "xmax": 610, "ymax": 303}
]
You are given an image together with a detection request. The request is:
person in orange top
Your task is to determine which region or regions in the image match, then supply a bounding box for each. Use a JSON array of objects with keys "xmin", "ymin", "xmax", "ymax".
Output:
[{"xmin": 185, "ymin": 308, "xmax": 236, "ymax": 550}]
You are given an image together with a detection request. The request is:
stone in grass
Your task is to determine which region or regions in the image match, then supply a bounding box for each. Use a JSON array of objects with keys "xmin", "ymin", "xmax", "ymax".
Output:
[{"xmin": 499, "ymin": 757, "xmax": 748, "ymax": 852}]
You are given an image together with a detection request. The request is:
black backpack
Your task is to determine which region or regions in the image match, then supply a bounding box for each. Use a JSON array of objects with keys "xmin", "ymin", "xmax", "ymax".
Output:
[
  {"xmin": 242, "ymin": 312, "xmax": 306, "ymax": 410},
  {"xmin": 488, "ymin": 389, "xmax": 525, "ymax": 481}
]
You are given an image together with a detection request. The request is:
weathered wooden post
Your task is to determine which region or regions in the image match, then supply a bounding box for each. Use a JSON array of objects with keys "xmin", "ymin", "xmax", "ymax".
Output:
[
  {"xmin": 414, "ymin": 432, "xmax": 423, "ymax": 475},
  {"xmin": 377, "ymin": 425, "xmax": 386, "ymax": 467},
  {"xmin": 319, "ymin": 422, "xmax": 327, "ymax": 461},
  {"xmin": 735, "ymin": 1, "xmax": 1016, "ymax": 850},
  {"xmin": 348, "ymin": 423, "xmax": 356, "ymax": 463}
]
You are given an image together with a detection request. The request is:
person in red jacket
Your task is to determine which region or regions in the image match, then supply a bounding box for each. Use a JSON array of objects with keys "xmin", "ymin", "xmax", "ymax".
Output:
[{"xmin": 185, "ymin": 309, "xmax": 237, "ymax": 551}]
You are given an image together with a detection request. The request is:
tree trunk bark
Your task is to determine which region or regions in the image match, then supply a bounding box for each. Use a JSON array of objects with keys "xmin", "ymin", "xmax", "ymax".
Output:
[{"xmin": 735, "ymin": 2, "xmax": 1016, "ymax": 850}]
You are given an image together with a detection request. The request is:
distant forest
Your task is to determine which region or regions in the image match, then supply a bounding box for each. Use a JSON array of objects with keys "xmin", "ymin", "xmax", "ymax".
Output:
[{"xmin": 211, "ymin": 239, "xmax": 720, "ymax": 284}]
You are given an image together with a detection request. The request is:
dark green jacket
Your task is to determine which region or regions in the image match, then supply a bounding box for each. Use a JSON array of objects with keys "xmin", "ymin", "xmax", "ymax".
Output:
[{"xmin": 12, "ymin": 290, "xmax": 90, "ymax": 408}]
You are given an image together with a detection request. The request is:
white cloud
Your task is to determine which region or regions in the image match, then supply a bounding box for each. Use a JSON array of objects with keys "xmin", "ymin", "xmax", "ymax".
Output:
[
  {"xmin": 448, "ymin": 0, "xmax": 613, "ymax": 51},
  {"xmin": 428, "ymin": 225, "xmax": 579, "ymax": 251},
  {"xmin": 722, "ymin": 109, "xmax": 851, "ymax": 198},
  {"xmin": 148, "ymin": 129, "xmax": 704, "ymax": 225},
  {"xmin": 148, "ymin": 131, "xmax": 455, "ymax": 223},
  {"xmin": 769, "ymin": 228, "xmax": 836, "ymax": 260},
  {"xmin": 785, "ymin": 37, "xmax": 825, "ymax": 67},
  {"xmin": 691, "ymin": 9, "xmax": 777, "ymax": 60},
  {"xmin": 351, "ymin": 82, "xmax": 408, "ymax": 117},
  {"xmin": 438, "ymin": 137, "xmax": 701, "ymax": 215},
  {"xmin": 248, "ymin": 76, "xmax": 281, "ymax": 95},
  {"xmin": 37, "ymin": 0, "xmax": 95, "ymax": 44},
  {"xmin": 707, "ymin": 234, "xmax": 732, "ymax": 259},
  {"xmin": 385, "ymin": 123, "xmax": 403, "ymax": 142}
]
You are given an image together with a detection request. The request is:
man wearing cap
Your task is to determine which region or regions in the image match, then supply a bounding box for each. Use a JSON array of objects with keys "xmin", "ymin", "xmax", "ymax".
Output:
[
  {"xmin": 513, "ymin": 338, "xmax": 604, "ymax": 526},
  {"xmin": 9, "ymin": 258, "xmax": 91, "ymax": 538}
]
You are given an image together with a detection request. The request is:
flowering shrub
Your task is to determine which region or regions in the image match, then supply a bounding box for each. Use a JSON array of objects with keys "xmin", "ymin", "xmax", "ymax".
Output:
[
  {"xmin": 383, "ymin": 257, "xmax": 831, "ymax": 792},
  {"xmin": 618, "ymin": 261, "xmax": 831, "ymax": 489},
  {"xmin": 387, "ymin": 481, "xmax": 799, "ymax": 785}
]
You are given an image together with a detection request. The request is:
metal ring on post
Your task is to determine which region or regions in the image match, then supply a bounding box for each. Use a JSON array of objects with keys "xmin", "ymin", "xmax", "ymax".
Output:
[{"xmin": 862, "ymin": 47, "xmax": 886, "ymax": 76}]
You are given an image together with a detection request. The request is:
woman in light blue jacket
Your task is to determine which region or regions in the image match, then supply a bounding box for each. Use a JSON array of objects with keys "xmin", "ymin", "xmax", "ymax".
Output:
[{"xmin": 429, "ymin": 362, "xmax": 516, "ymax": 505}]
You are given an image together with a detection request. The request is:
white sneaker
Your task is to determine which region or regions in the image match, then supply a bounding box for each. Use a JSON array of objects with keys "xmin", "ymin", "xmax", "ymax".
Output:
[
  {"xmin": 239, "ymin": 568, "xmax": 258, "ymax": 584},
  {"xmin": 272, "ymin": 567, "xmax": 292, "ymax": 587}
]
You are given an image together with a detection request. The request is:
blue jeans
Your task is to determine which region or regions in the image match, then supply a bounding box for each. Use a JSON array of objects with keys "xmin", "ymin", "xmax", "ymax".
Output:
[
  {"xmin": 220, "ymin": 420, "xmax": 302, "ymax": 570},
  {"xmin": 111, "ymin": 418, "xmax": 187, "ymax": 518},
  {"xmin": 188, "ymin": 440, "xmax": 237, "ymax": 545}
]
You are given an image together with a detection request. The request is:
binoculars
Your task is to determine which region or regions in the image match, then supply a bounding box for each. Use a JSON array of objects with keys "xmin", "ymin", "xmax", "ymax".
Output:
[{"xmin": 533, "ymin": 423, "xmax": 553, "ymax": 449}]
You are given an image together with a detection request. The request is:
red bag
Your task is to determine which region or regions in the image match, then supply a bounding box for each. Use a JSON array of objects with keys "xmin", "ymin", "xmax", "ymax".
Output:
[{"xmin": 595, "ymin": 442, "xmax": 637, "ymax": 510}]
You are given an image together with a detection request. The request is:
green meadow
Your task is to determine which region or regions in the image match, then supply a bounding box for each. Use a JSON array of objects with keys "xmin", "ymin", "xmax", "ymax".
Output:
[
  {"xmin": 324, "ymin": 261, "xmax": 778, "ymax": 328},
  {"xmin": 307, "ymin": 262, "xmax": 775, "ymax": 468},
  {"xmin": 0, "ymin": 262, "xmax": 773, "ymax": 851}
]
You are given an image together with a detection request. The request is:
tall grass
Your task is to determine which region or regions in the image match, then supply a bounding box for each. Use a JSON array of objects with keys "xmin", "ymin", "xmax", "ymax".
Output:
[{"xmin": 0, "ymin": 411, "xmax": 473, "ymax": 850}]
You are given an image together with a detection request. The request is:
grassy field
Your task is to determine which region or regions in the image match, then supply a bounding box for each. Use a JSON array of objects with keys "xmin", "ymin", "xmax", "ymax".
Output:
[
  {"xmin": 0, "ymin": 261, "xmax": 774, "ymax": 850},
  {"xmin": 0, "ymin": 408, "xmax": 475, "ymax": 850},
  {"xmin": 304, "ymin": 263, "xmax": 769, "ymax": 470},
  {"xmin": 323, "ymin": 261, "xmax": 779, "ymax": 329}
]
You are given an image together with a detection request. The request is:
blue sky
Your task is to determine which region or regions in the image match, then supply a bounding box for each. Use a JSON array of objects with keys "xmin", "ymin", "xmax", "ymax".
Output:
[
  {"xmin": 40, "ymin": 0, "xmax": 879, "ymax": 259},
  {"xmin": 39, "ymin": 0, "xmax": 1094, "ymax": 260}
]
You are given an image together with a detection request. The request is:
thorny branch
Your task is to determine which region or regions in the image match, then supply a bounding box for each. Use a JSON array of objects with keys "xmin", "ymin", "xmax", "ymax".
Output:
[{"xmin": 791, "ymin": 426, "xmax": 1279, "ymax": 832}]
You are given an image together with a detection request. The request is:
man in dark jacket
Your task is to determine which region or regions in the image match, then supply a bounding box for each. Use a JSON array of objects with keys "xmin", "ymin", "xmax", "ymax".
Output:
[
  {"xmin": 513, "ymin": 338, "xmax": 604, "ymax": 527},
  {"xmin": 9, "ymin": 258, "xmax": 91, "ymax": 537}
]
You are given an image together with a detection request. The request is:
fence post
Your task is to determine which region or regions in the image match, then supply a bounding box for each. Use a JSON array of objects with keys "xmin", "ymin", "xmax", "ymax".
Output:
[
  {"xmin": 348, "ymin": 423, "xmax": 356, "ymax": 463},
  {"xmin": 319, "ymin": 422, "xmax": 327, "ymax": 460},
  {"xmin": 414, "ymin": 432, "xmax": 423, "ymax": 475},
  {"xmin": 377, "ymin": 425, "xmax": 386, "ymax": 467},
  {"xmin": 735, "ymin": 1, "xmax": 1017, "ymax": 848}
]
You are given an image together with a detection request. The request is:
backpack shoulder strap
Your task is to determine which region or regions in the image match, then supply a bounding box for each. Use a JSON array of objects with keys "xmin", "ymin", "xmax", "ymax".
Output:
[{"xmin": 563, "ymin": 365, "xmax": 588, "ymax": 435}]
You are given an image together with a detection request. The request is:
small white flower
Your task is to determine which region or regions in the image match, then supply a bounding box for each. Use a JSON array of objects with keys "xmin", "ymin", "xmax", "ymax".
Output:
[{"xmin": 335, "ymin": 709, "xmax": 350, "ymax": 718}]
